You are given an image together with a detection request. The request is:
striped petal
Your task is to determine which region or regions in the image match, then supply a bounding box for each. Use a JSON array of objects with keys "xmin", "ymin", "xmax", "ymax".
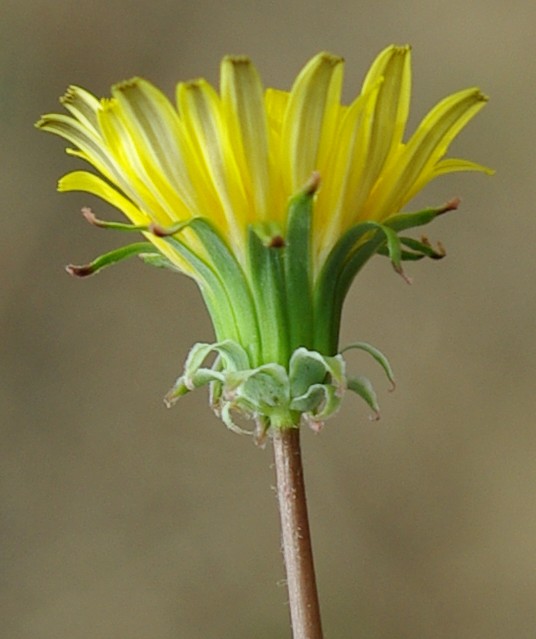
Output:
[
  {"xmin": 111, "ymin": 78, "xmax": 212, "ymax": 218},
  {"xmin": 220, "ymin": 56, "xmax": 272, "ymax": 221},
  {"xmin": 97, "ymin": 97, "xmax": 182, "ymax": 225},
  {"xmin": 404, "ymin": 157, "xmax": 494, "ymax": 202},
  {"xmin": 59, "ymin": 170, "xmax": 147, "ymax": 224},
  {"xmin": 359, "ymin": 45, "xmax": 411, "ymax": 188},
  {"xmin": 39, "ymin": 47, "xmax": 491, "ymax": 294},
  {"xmin": 59, "ymin": 85, "xmax": 101, "ymax": 133},
  {"xmin": 365, "ymin": 88, "xmax": 488, "ymax": 219},
  {"xmin": 315, "ymin": 82, "xmax": 380, "ymax": 259},
  {"xmin": 177, "ymin": 79, "xmax": 249, "ymax": 247},
  {"xmin": 36, "ymin": 112, "xmax": 119, "ymax": 183},
  {"xmin": 281, "ymin": 52, "xmax": 344, "ymax": 193}
]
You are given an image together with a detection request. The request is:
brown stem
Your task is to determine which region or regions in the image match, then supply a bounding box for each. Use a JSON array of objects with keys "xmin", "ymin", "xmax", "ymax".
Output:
[{"xmin": 272, "ymin": 427, "xmax": 323, "ymax": 639}]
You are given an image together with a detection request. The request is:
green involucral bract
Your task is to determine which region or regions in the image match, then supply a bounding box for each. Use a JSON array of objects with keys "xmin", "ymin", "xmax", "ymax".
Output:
[
  {"xmin": 67, "ymin": 182, "xmax": 457, "ymax": 433},
  {"xmin": 164, "ymin": 341, "xmax": 392, "ymax": 440},
  {"xmin": 71, "ymin": 182, "xmax": 454, "ymax": 430}
]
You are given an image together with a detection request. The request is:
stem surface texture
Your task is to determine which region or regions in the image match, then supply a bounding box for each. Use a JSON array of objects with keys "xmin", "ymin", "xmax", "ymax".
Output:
[{"xmin": 273, "ymin": 427, "xmax": 323, "ymax": 639}]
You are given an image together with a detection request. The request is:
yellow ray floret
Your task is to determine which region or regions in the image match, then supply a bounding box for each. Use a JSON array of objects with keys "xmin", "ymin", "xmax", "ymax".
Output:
[{"xmin": 37, "ymin": 45, "xmax": 492, "ymax": 277}]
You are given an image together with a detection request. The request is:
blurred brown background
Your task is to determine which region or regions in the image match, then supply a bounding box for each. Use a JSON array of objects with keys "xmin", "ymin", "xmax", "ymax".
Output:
[{"xmin": 2, "ymin": 1, "xmax": 535, "ymax": 637}]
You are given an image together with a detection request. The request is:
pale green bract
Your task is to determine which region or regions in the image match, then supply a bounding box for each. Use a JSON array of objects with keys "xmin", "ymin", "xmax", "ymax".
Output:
[{"xmin": 164, "ymin": 340, "xmax": 394, "ymax": 441}]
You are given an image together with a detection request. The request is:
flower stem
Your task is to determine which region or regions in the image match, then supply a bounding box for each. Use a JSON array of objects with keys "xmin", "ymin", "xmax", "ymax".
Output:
[{"xmin": 272, "ymin": 427, "xmax": 323, "ymax": 639}]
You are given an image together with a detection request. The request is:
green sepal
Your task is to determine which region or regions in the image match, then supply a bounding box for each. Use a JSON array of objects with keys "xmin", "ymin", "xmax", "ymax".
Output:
[
  {"xmin": 189, "ymin": 219, "xmax": 260, "ymax": 362},
  {"xmin": 340, "ymin": 221, "xmax": 411, "ymax": 291},
  {"xmin": 288, "ymin": 347, "xmax": 330, "ymax": 397},
  {"xmin": 226, "ymin": 365, "xmax": 290, "ymax": 413},
  {"xmin": 384, "ymin": 201, "xmax": 456, "ymax": 232},
  {"xmin": 90, "ymin": 219, "xmax": 150, "ymax": 232},
  {"xmin": 377, "ymin": 246, "xmax": 424, "ymax": 261},
  {"xmin": 166, "ymin": 341, "xmax": 390, "ymax": 436},
  {"xmin": 81, "ymin": 207, "xmax": 194, "ymax": 236},
  {"xmin": 163, "ymin": 236, "xmax": 239, "ymax": 343},
  {"xmin": 347, "ymin": 375, "xmax": 380, "ymax": 419},
  {"xmin": 289, "ymin": 348, "xmax": 346, "ymax": 397},
  {"xmin": 314, "ymin": 221, "xmax": 405, "ymax": 353},
  {"xmin": 66, "ymin": 241, "xmax": 155, "ymax": 277},
  {"xmin": 314, "ymin": 203, "xmax": 454, "ymax": 354},
  {"xmin": 165, "ymin": 370, "xmax": 220, "ymax": 407},
  {"xmin": 377, "ymin": 236, "xmax": 446, "ymax": 261},
  {"xmin": 163, "ymin": 377, "xmax": 189, "ymax": 403},
  {"xmin": 164, "ymin": 218, "xmax": 261, "ymax": 363},
  {"xmin": 289, "ymin": 384, "xmax": 327, "ymax": 413},
  {"xmin": 288, "ymin": 349, "xmax": 346, "ymax": 421},
  {"xmin": 378, "ymin": 223, "xmax": 402, "ymax": 270},
  {"xmin": 250, "ymin": 221, "xmax": 284, "ymax": 245},
  {"xmin": 341, "ymin": 341, "xmax": 395, "ymax": 390},
  {"xmin": 284, "ymin": 187, "xmax": 314, "ymax": 350},
  {"xmin": 220, "ymin": 402, "xmax": 255, "ymax": 435},
  {"xmin": 290, "ymin": 383, "xmax": 340, "ymax": 420},
  {"xmin": 314, "ymin": 222, "xmax": 383, "ymax": 353},
  {"xmin": 184, "ymin": 340, "xmax": 250, "ymax": 376},
  {"xmin": 401, "ymin": 236, "xmax": 446, "ymax": 260},
  {"xmin": 164, "ymin": 340, "xmax": 249, "ymax": 406},
  {"xmin": 316, "ymin": 223, "xmax": 378, "ymax": 306},
  {"xmin": 138, "ymin": 252, "xmax": 183, "ymax": 271},
  {"xmin": 247, "ymin": 227, "xmax": 289, "ymax": 365}
]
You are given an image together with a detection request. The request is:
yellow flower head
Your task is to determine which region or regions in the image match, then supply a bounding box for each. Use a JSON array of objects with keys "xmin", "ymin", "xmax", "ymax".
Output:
[
  {"xmin": 37, "ymin": 46, "xmax": 491, "ymax": 432},
  {"xmin": 38, "ymin": 45, "xmax": 489, "ymax": 270}
]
